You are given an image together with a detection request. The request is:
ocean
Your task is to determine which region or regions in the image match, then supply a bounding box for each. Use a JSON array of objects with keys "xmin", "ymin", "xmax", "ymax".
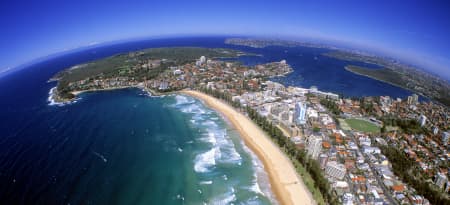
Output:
[{"xmin": 0, "ymin": 36, "xmax": 416, "ymax": 204}]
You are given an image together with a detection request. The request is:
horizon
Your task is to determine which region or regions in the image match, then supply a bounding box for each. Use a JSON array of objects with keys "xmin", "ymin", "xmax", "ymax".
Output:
[{"xmin": 1, "ymin": 0, "xmax": 449, "ymax": 80}]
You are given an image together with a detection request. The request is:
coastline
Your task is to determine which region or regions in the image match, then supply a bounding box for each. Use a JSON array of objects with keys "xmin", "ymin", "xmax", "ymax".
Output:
[
  {"xmin": 70, "ymin": 86, "xmax": 145, "ymax": 96},
  {"xmin": 344, "ymin": 66, "xmax": 406, "ymax": 90},
  {"xmin": 343, "ymin": 66, "xmax": 428, "ymax": 100},
  {"xmin": 181, "ymin": 90, "xmax": 315, "ymax": 205},
  {"xmin": 52, "ymin": 85, "xmax": 165, "ymax": 104}
]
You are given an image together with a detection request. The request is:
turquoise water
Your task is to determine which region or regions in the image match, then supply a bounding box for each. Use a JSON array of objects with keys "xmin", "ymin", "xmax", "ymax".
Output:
[
  {"xmin": 40, "ymin": 88, "xmax": 276, "ymax": 204},
  {"xmin": 0, "ymin": 36, "xmax": 421, "ymax": 204}
]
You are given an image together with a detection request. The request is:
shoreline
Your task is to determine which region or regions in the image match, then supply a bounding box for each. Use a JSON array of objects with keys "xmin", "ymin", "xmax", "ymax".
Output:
[
  {"xmin": 70, "ymin": 84, "xmax": 162, "ymax": 96},
  {"xmin": 181, "ymin": 90, "xmax": 315, "ymax": 205},
  {"xmin": 52, "ymin": 85, "xmax": 166, "ymax": 104},
  {"xmin": 344, "ymin": 66, "xmax": 432, "ymax": 102}
]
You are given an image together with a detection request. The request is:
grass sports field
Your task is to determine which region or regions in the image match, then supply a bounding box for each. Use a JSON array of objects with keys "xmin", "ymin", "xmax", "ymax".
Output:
[{"xmin": 345, "ymin": 118, "xmax": 380, "ymax": 133}]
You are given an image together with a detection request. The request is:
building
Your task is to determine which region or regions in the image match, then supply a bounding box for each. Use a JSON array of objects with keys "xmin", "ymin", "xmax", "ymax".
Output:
[
  {"xmin": 419, "ymin": 115, "xmax": 427, "ymax": 127},
  {"xmin": 319, "ymin": 153, "xmax": 328, "ymax": 168},
  {"xmin": 391, "ymin": 184, "xmax": 405, "ymax": 193},
  {"xmin": 433, "ymin": 127, "xmax": 439, "ymax": 135},
  {"xmin": 362, "ymin": 146, "xmax": 381, "ymax": 154},
  {"xmin": 442, "ymin": 132, "xmax": 449, "ymax": 145},
  {"xmin": 407, "ymin": 94, "xmax": 419, "ymax": 105},
  {"xmin": 342, "ymin": 193, "xmax": 354, "ymax": 205},
  {"xmin": 434, "ymin": 172, "xmax": 448, "ymax": 189},
  {"xmin": 200, "ymin": 56, "xmax": 206, "ymax": 64},
  {"xmin": 196, "ymin": 56, "xmax": 207, "ymax": 67},
  {"xmin": 409, "ymin": 195, "xmax": 424, "ymax": 205},
  {"xmin": 326, "ymin": 161, "xmax": 347, "ymax": 180},
  {"xmin": 294, "ymin": 102, "xmax": 307, "ymax": 125},
  {"xmin": 307, "ymin": 135, "xmax": 322, "ymax": 159}
]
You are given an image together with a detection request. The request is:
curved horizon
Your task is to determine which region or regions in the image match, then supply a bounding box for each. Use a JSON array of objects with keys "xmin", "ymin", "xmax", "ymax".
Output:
[
  {"xmin": 3, "ymin": 34, "xmax": 450, "ymax": 83},
  {"xmin": 1, "ymin": 0, "xmax": 449, "ymax": 80}
]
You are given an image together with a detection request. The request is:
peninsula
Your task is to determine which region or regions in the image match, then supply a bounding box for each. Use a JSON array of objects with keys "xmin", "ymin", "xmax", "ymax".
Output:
[
  {"xmin": 226, "ymin": 38, "xmax": 450, "ymax": 107},
  {"xmin": 325, "ymin": 51, "xmax": 450, "ymax": 107},
  {"xmin": 225, "ymin": 37, "xmax": 334, "ymax": 49},
  {"xmin": 50, "ymin": 46, "xmax": 450, "ymax": 205},
  {"xmin": 50, "ymin": 47, "xmax": 319, "ymax": 204}
]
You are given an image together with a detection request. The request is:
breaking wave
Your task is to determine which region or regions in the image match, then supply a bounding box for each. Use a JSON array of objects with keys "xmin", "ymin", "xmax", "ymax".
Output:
[
  {"xmin": 172, "ymin": 94, "xmax": 275, "ymax": 204},
  {"xmin": 210, "ymin": 187, "xmax": 237, "ymax": 205},
  {"xmin": 47, "ymin": 86, "xmax": 79, "ymax": 106}
]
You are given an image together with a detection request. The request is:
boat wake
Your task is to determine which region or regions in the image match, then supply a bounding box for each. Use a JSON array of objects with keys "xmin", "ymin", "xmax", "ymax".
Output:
[{"xmin": 92, "ymin": 151, "xmax": 108, "ymax": 163}]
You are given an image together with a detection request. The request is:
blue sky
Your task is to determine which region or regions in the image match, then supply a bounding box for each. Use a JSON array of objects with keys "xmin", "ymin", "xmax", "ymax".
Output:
[{"xmin": 1, "ymin": 0, "xmax": 449, "ymax": 79}]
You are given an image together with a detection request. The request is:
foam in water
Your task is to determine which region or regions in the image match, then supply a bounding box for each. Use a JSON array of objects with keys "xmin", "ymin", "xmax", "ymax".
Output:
[
  {"xmin": 204, "ymin": 129, "xmax": 218, "ymax": 145},
  {"xmin": 240, "ymin": 140, "xmax": 278, "ymax": 204},
  {"xmin": 199, "ymin": 180, "xmax": 213, "ymax": 185},
  {"xmin": 174, "ymin": 95, "xmax": 195, "ymax": 106},
  {"xmin": 172, "ymin": 94, "xmax": 274, "ymax": 204},
  {"xmin": 176, "ymin": 194, "xmax": 185, "ymax": 201},
  {"xmin": 210, "ymin": 187, "xmax": 237, "ymax": 205},
  {"xmin": 193, "ymin": 123, "xmax": 243, "ymax": 174},
  {"xmin": 194, "ymin": 147, "xmax": 217, "ymax": 173},
  {"xmin": 48, "ymin": 87, "xmax": 78, "ymax": 106},
  {"xmin": 249, "ymin": 177, "xmax": 264, "ymax": 196}
]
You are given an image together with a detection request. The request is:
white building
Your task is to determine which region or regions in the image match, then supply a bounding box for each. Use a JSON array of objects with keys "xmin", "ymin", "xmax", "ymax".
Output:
[
  {"xmin": 359, "ymin": 136, "xmax": 372, "ymax": 147},
  {"xmin": 307, "ymin": 107, "xmax": 318, "ymax": 119},
  {"xmin": 173, "ymin": 69, "xmax": 183, "ymax": 75},
  {"xmin": 442, "ymin": 132, "xmax": 449, "ymax": 145},
  {"xmin": 407, "ymin": 94, "xmax": 419, "ymax": 105},
  {"xmin": 342, "ymin": 193, "xmax": 354, "ymax": 205},
  {"xmin": 435, "ymin": 172, "xmax": 448, "ymax": 189},
  {"xmin": 294, "ymin": 101, "xmax": 307, "ymax": 125},
  {"xmin": 419, "ymin": 115, "xmax": 427, "ymax": 127},
  {"xmin": 325, "ymin": 161, "xmax": 347, "ymax": 180},
  {"xmin": 362, "ymin": 146, "xmax": 381, "ymax": 154},
  {"xmin": 307, "ymin": 135, "xmax": 322, "ymax": 159},
  {"xmin": 199, "ymin": 56, "xmax": 206, "ymax": 64}
]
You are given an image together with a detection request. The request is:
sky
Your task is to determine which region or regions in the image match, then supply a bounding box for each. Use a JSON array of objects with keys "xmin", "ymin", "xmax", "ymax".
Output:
[{"xmin": 1, "ymin": 0, "xmax": 449, "ymax": 79}]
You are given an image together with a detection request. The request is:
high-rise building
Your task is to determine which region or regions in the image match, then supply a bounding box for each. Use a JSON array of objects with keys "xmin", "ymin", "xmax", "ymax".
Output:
[
  {"xmin": 433, "ymin": 127, "xmax": 439, "ymax": 135},
  {"xmin": 419, "ymin": 115, "xmax": 427, "ymax": 127},
  {"xmin": 412, "ymin": 94, "xmax": 419, "ymax": 104},
  {"xmin": 200, "ymin": 56, "xmax": 206, "ymax": 64},
  {"xmin": 307, "ymin": 135, "xmax": 322, "ymax": 159},
  {"xmin": 407, "ymin": 94, "xmax": 419, "ymax": 105},
  {"xmin": 294, "ymin": 102, "xmax": 307, "ymax": 125},
  {"xmin": 434, "ymin": 172, "xmax": 448, "ymax": 189},
  {"xmin": 325, "ymin": 161, "xmax": 346, "ymax": 180},
  {"xmin": 442, "ymin": 132, "xmax": 449, "ymax": 146}
]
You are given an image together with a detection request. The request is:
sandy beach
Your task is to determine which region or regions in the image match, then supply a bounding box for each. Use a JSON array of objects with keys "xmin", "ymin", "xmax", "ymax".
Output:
[{"xmin": 182, "ymin": 90, "xmax": 315, "ymax": 205}]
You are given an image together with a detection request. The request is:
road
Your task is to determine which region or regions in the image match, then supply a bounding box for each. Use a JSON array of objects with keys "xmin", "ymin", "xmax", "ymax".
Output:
[
  {"xmin": 364, "ymin": 153, "xmax": 398, "ymax": 205},
  {"xmin": 343, "ymin": 129, "xmax": 398, "ymax": 205}
]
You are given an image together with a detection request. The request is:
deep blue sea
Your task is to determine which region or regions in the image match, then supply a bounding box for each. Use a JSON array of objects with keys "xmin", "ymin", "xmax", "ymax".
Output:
[{"xmin": 0, "ymin": 37, "xmax": 416, "ymax": 204}]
